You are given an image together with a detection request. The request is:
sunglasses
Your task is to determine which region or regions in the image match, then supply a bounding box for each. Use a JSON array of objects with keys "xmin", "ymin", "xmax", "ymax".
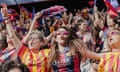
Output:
[
  {"xmin": 56, "ymin": 31, "xmax": 69, "ymax": 35},
  {"xmin": 108, "ymin": 31, "xmax": 120, "ymax": 37}
]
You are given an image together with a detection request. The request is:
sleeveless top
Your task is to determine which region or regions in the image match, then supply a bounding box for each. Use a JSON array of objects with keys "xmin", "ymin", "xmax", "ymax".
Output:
[{"xmin": 52, "ymin": 47, "xmax": 81, "ymax": 72}]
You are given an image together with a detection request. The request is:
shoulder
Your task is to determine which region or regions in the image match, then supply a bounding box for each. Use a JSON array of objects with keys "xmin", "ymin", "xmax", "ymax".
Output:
[
  {"xmin": 100, "ymin": 52, "xmax": 120, "ymax": 61},
  {"xmin": 18, "ymin": 44, "xmax": 29, "ymax": 57}
]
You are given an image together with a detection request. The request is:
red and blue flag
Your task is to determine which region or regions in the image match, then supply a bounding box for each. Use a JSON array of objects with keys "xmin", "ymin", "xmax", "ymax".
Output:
[{"xmin": 104, "ymin": 0, "xmax": 119, "ymax": 16}]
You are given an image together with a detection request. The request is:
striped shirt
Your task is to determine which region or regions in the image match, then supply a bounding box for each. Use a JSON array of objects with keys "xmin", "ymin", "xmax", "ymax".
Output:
[
  {"xmin": 98, "ymin": 52, "xmax": 120, "ymax": 72},
  {"xmin": 0, "ymin": 48, "xmax": 17, "ymax": 63},
  {"xmin": 18, "ymin": 45, "xmax": 50, "ymax": 72},
  {"xmin": 52, "ymin": 47, "xmax": 81, "ymax": 72}
]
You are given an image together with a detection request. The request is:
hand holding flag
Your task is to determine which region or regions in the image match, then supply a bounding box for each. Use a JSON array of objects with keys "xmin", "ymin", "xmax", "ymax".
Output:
[{"xmin": 34, "ymin": 12, "xmax": 43, "ymax": 20}]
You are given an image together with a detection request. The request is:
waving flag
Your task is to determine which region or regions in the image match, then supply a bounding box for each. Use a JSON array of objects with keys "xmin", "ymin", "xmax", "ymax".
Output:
[
  {"xmin": 110, "ymin": 0, "xmax": 119, "ymax": 8},
  {"xmin": 8, "ymin": 9, "xmax": 18, "ymax": 16},
  {"xmin": 104, "ymin": 0, "xmax": 119, "ymax": 16},
  {"xmin": 41, "ymin": 5, "xmax": 67, "ymax": 16},
  {"xmin": 8, "ymin": 9, "xmax": 19, "ymax": 20},
  {"xmin": 104, "ymin": 0, "xmax": 119, "ymax": 8}
]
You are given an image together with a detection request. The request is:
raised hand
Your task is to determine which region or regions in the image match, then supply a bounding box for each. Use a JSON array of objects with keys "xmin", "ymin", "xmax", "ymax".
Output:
[
  {"xmin": 1, "ymin": 3, "xmax": 8, "ymax": 17},
  {"xmin": 34, "ymin": 12, "xmax": 42, "ymax": 20}
]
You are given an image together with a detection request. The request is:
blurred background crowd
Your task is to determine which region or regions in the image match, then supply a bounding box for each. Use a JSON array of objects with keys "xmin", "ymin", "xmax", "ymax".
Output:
[{"xmin": 0, "ymin": 0, "xmax": 120, "ymax": 72}]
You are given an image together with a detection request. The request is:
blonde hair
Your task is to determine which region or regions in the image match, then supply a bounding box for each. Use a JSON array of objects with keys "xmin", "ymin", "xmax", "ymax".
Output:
[{"xmin": 29, "ymin": 30, "xmax": 44, "ymax": 42}]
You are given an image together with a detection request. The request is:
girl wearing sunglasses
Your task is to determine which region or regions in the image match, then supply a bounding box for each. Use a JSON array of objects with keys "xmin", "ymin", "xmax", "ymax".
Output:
[
  {"xmin": 47, "ymin": 26, "xmax": 100, "ymax": 72},
  {"xmin": 47, "ymin": 26, "xmax": 120, "ymax": 72}
]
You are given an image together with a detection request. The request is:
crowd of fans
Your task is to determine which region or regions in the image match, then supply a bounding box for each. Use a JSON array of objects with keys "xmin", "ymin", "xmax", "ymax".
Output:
[{"xmin": 0, "ymin": 3, "xmax": 120, "ymax": 72}]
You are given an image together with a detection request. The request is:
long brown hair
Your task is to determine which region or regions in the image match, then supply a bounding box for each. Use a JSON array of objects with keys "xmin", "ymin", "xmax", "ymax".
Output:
[
  {"xmin": 47, "ymin": 26, "xmax": 87, "ymax": 71},
  {"xmin": 0, "ymin": 32, "xmax": 7, "ymax": 49}
]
